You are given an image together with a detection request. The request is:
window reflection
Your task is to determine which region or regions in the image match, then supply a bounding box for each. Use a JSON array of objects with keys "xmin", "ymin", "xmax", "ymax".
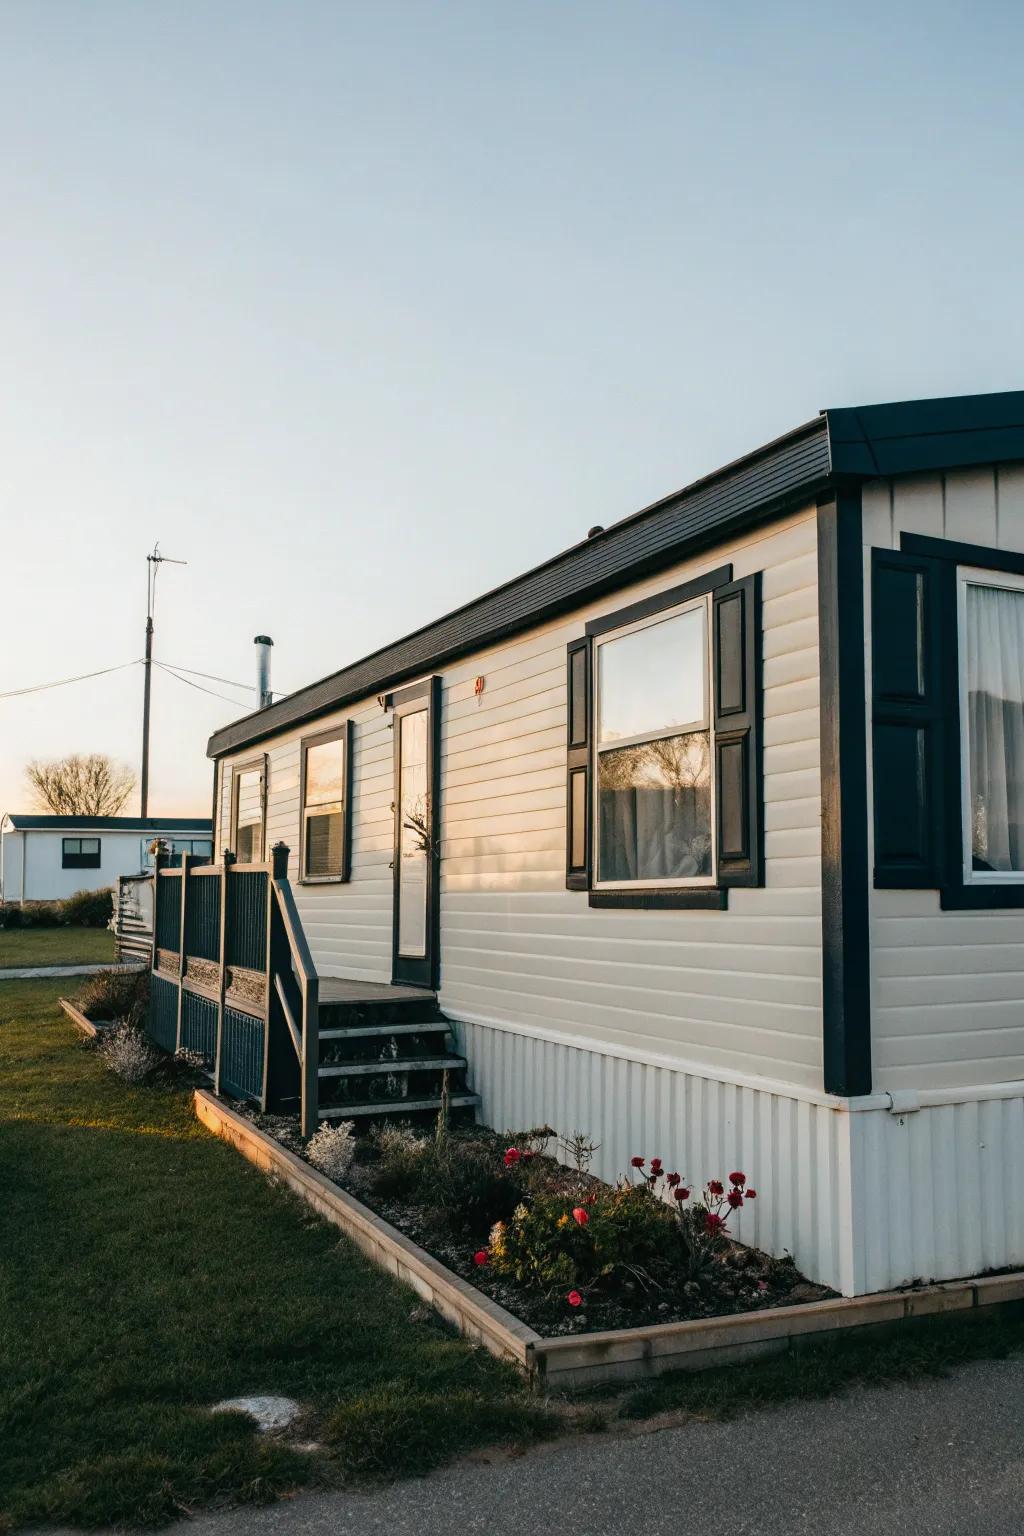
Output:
[{"xmin": 598, "ymin": 731, "xmax": 712, "ymax": 882}]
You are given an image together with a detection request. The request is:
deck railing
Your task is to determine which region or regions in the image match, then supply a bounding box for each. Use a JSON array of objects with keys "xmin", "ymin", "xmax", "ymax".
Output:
[{"xmin": 147, "ymin": 841, "xmax": 319, "ymax": 1136}]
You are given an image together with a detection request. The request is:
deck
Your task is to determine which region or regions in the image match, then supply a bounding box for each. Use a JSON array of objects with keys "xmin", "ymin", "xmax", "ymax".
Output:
[{"xmin": 318, "ymin": 978, "xmax": 436, "ymax": 1005}]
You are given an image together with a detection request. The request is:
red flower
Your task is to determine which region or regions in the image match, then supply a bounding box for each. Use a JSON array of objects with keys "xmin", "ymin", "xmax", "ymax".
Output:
[
  {"xmin": 745, "ymin": 1188, "xmax": 757, "ymax": 1200},
  {"xmin": 650, "ymin": 1157, "xmax": 663, "ymax": 1173},
  {"xmin": 707, "ymin": 1179, "xmax": 725, "ymax": 1196},
  {"xmin": 630, "ymin": 1156, "xmax": 645, "ymax": 1169},
  {"xmin": 673, "ymin": 1186, "xmax": 690, "ymax": 1202},
  {"xmin": 666, "ymin": 1171, "xmax": 681, "ymax": 1187},
  {"xmin": 572, "ymin": 1206, "xmax": 589, "ymax": 1226},
  {"xmin": 567, "ymin": 1290, "xmax": 583, "ymax": 1308},
  {"xmin": 504, "ymin": 1148, "xmax": 521, "ymax": 1166},
  {"xmin": 727, "ymin": 1190, "xmax": 744, "ymax": 1210},
  {"xmin": 704, "ymin": 1212, "xmax": 725, "ymax": 1234},
  {"xmin": 729, "ymin": 1171, "xmax": 746, "ymax": 1187},
  {"xmin": 473, "ymin": 1250, "xmax": 488, "ymax": 1267}
]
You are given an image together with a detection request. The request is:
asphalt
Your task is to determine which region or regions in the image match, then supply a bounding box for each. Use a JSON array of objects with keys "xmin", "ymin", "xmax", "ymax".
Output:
[
  {"xmin": 164, "ymin": 1355, "xmax": 1024, "ymax": 1536},
  {"xmin": 0, "ymin": 961, "xmax": 142, "ymax": 979}
]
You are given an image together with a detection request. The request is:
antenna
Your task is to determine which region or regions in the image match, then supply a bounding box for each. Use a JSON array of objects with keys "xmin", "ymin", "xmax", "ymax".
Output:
[{"xmin": 141, "ymin": 543, "xmax": 187, "ymax": 817}]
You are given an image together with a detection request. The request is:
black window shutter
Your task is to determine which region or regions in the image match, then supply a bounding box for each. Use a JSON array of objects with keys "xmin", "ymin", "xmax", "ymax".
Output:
[
  {"xmin": 566, "ymin": 637, "xmax": 592, "ymax": 890},
  {"xmin": 871, "ymin": 550, "xmax": 946, "ymax": 887},
  {"xmin": 713, "ymin": 573, "xmax": 763, "ymax": 886}
]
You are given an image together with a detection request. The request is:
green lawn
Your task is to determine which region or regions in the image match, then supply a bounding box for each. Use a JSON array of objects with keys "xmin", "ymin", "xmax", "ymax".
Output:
[
  {"xmin": 0, "ymin": 980, "xmax": 552, "ymax": 1529},
  {"xmin": 0, "ymin": 927, "xmax": 116, "ymax": 968}
]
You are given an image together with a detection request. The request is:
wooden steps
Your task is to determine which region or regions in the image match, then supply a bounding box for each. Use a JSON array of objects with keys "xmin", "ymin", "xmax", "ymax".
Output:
[{"xmin": 314, "ymin": 983, "xmax": 478, "ymax": 1126}]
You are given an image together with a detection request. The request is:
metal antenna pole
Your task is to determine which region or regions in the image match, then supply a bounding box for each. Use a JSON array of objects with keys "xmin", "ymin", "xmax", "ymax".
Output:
[{"xmin": 140, "ymin": 544, "xmax": 187, "ymax": 818}]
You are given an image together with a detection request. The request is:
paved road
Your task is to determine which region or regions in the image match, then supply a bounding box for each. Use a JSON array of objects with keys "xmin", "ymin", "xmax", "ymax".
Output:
[
  {"xmin": 0, "ymin": 962, "xmax": 142, "ymax": 980},
  {"xmin": 172, "ymin": 1355, "xmax": 1024, "ymax": 1536}
]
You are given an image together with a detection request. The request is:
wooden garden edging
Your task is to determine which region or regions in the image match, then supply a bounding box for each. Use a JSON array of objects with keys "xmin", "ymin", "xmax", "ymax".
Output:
[
  {"xmin": 195, "ymin": 1090, "xmax": 1024, "ymax": 1390},
  {"xmin": 59, "ymin": 997, "xmax": 104, "ymax": 1039}
]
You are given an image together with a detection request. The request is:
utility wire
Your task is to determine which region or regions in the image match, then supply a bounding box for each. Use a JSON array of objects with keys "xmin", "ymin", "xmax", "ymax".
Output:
[
  {"xmin": 0, "ymin": 658, "xmax": 142, "ymax": 700},
  {"xmin": 153, "ymin": 661, "xmax": 252, "ymax": 707},
  {"xmin": 160, "ymin": 661, "xmax": 258, "ymax": 692}
]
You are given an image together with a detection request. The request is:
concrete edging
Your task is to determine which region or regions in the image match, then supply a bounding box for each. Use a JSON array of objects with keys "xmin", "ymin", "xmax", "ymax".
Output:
[{"xmin": 194, "ymin": 1089, "xmax": 1024, "ymax": 1391}]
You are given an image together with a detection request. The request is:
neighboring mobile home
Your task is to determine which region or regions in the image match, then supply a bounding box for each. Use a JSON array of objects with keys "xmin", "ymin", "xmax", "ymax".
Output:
[
  {"xmin": 200, "ymin": 389, "xmax": 1024, "ymax": 1298},
  {"xmin": 0, "ymin": 815, "xmax": 212, "ymax": 903}
]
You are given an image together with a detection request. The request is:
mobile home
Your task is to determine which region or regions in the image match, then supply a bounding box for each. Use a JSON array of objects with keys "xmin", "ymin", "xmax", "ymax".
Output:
[{"xmin": 180, "ymin": 388, "xmax": 1024, "ymax": 1297}]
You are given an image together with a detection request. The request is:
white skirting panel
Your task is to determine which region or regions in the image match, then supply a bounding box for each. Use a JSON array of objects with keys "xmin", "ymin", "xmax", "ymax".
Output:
[
  {"xmin": 452, "ymin": 1015, "xmax": 857, "ymax": 1296},
  {"xmin": 452, "ymin": 1015, "xmax": 1024, "ymax": 1297},
  {"xmin": 848, "ymin": 1093, "xmax": 1024, "ymax": 1296}
]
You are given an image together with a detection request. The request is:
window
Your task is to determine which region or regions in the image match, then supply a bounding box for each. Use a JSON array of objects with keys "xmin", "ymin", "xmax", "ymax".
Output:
[
  {"xmin": 231, "ymin": 760, "xmax": 265, "ymax": 864},
  {"xmin": 300, "ymin": 724, "xmax": 352, "ymax": 881},
  {"xmin": 140, "ymin": 837, "xmax": 213, "ymax": 868},
  {"xmin": 958, "ymin": 567, "xmax": 1024, "ymax": 883},
  {"xmin": 565, "ymin": 568, "xmax": 763, "ymax": 905},
  {"xmin": 62, "ymin": 837, "xmax": 101, "ymax": 870},
  {"xmin": 593, "ymin": 597, "xmax": 713, "ymax": 887}
]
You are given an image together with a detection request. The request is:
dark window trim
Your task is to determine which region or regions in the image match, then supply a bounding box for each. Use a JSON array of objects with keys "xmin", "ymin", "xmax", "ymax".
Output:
[
  {"xmin": 898, "ymin": 531, "xmax": 1024, "ymax": 911},
  {"xmin": 818, "ymin": 489, "xmax": 871, "ymax": 1097},
  {"xmin": 230, "ymin": 754, "xmax": 267, "ymax": 865},
  {"xmin": 62, "ymin": 836, "xmax": 101, "ymax": 870},
  {"xmin": 589, "ymin": 888, "xmax": 728, "ymax": 911},
  {"xmin": 901, "ymin": 532, "xmax": 1024, "ymax": 579},
  {"xmin": 584, "ymin": 564, "xmax": 733, "ymax": 638},
  {"xmin": 577, "ymin": 563, "xmax": 746, "ymax": 909},
  {"xmin": 298, "ymin": 721, "xmax": 353, "ymax": 885}
]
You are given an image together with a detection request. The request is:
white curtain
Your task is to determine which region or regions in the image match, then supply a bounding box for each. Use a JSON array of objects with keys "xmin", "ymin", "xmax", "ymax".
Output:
[{"xmin": 966, "ymin": 583, "xmax": 1024, "ymax": 872}]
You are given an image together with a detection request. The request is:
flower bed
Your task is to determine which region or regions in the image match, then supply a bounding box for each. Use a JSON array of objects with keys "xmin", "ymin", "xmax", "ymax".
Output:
[{"xmin": 246, "ymin": 1109, "xmax": 832, "ymax": 1337}]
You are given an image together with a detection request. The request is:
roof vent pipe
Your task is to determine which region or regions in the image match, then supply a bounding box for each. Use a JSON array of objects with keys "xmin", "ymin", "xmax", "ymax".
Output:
[
  {"xmin": 587, "ymin": 525, "xmax": 604, "ymax": 539},
  {"xmin": 254, "ymin": 635, "xmax": 274, "ymax": 709}
]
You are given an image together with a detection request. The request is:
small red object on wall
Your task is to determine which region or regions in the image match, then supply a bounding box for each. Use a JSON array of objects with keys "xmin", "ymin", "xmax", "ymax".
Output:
[{"xmin": 474, "ymin": 675, "xmax": 485, "ymax": 698}]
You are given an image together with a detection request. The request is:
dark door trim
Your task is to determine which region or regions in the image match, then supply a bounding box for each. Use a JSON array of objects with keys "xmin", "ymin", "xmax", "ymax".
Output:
[{"xmin": 391, "ymin": 676, "xmax": 441, "ymax": 989}]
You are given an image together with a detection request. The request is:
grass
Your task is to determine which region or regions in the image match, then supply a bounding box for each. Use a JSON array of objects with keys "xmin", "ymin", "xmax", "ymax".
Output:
[
  {"xmin": 0, "ymin": 927, "xmax": 116, "ymax": 968},
  {"xmin": 0, "ymin": 980, "xmax": 553, "ymax": 1529}
]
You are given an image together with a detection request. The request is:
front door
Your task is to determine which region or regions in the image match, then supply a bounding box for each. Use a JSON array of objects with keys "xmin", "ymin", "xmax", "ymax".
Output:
[{"xmin": 391, "ymin": 677, "xmax": 440, "ymax": 988}]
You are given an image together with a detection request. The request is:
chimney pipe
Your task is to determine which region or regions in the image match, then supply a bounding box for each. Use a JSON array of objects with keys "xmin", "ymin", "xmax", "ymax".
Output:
[{"xmin": 254, "ymin": 635, "xmax": 274, "ymax": 708}]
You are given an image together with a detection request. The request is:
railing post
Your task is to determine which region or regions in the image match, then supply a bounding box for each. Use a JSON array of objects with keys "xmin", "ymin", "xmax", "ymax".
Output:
[
  {"xmin": 150, "ymin": 839, "xmax": 169, "ymax": 977},
  {"xmin": 260, "ymin": 847, "xmax": 289, "ymax": 1112},
  {"xmin": 175, "ymin": 852, "xmax": 193, "ymax": 1052},
  {"xmin": 214, "ymin": 850, "xmax": 235, "ymax": 1096}
]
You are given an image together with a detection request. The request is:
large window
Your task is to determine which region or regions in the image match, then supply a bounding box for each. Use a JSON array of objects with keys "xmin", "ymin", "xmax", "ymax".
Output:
[
  {"xmin": 300, "ymin": 724, "xmax": 351, "ymax": 881},
  {"xmin": 140, "ymin": 837, "xmax": 213, "ymax": 868},
  {"xmin": 958, "ymin": 567, "xmax": 1024, "ymax": 883},
  {"xmin": 62, "ymin": 837, "xmax": 101, "ymax": 870},
  {"xmin": 231, "ymin": 761, "xmax": 265, "ymax": 864},
  {"xmin": 593, "ymin": 597, "xmax": 714, "ymax": 887}
]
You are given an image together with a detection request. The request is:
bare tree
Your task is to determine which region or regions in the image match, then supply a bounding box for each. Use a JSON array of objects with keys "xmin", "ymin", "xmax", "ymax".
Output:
[{"xmin": 26, "ymin": 753, "xmax": 136, "ymax": 816}]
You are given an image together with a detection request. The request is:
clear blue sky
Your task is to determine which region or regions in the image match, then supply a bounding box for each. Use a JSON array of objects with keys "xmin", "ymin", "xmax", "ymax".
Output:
[{"xmin": 2, "ymin": 0, "xmax": 1022, "ymax": 816}]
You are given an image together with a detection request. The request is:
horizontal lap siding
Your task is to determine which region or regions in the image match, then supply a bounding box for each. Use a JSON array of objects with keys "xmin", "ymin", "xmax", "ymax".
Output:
[
  {"xmin": 218, "ymin": 699, "xmax": 394, "ymax": 983},
  {"xmin": 865, "ymin": 466, "xmax": 1024, "ymax": 1091},
  {"xmin": 439, "ymin": 509, "xmax": 824, "ymax": 1090}
]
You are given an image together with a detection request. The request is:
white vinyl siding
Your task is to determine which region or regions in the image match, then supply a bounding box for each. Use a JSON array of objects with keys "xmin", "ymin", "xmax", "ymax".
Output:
[
  {"xmin": 438, "ymin": 508, "xmax": 823, "ymax": 1089},
  {"xmin": 865, "ymin": 464, "xmax": 1024, "ymax": 1091}
]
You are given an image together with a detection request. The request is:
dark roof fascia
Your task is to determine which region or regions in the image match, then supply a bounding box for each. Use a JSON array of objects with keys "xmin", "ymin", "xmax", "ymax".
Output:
[
  {"xmin": 208, "ymin": 416, "xmax": 833, "ymax": 758},
  {"xmin": 6, "ymin": 816, "xmax": 213, "ymax": 831},
  {"xmin": 825, "ymin": 389, "xmax": 1024, "ymax": 478}
]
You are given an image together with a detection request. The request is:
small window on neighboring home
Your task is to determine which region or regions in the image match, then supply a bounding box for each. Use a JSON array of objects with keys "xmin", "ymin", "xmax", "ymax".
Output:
[
  {"xmin": 62, "ymin": 837, "xmax": 101, "ymax": 869},
  {"xmin": 958, "ymin": 567, "xmax": 1024, "ymax": 882},
  {"xmin": 232, "ymin": 763, "xmax": 265, "ymax": 864},
  {"xmin": 302, "ymin": 728, "xmax": 348, "ymax": 880},
  {"xmin": 594, "ymin": 598, "xmax": 713, "ymax": 886}
]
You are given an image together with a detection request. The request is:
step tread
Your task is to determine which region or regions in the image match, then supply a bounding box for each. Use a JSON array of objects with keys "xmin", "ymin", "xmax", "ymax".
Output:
[
  {"xmin": 318, "ymin": 1054, "xmax": 466, "ymax": 1078},
  {"xmin": 319, "ymin": 1022, "xmax": 449, "ymax": 1041},
  {"xmin": 320, "ymin": 1093, "xmax": 480, "ymax": 1119}
]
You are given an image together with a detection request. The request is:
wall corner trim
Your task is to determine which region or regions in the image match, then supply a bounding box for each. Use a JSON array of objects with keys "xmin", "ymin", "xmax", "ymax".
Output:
[{"xmin": 817, "ymin": 490, "xmax": 872, "ymax": 1097}]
